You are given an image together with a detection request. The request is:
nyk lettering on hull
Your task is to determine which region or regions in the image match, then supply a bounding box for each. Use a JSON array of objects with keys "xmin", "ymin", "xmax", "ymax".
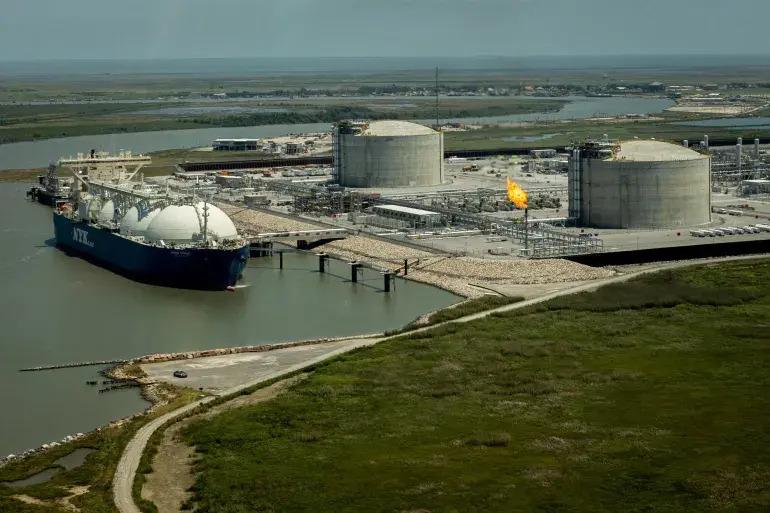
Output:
[{"xmin": 73, "ymin": 227, "xmax": 95, "ymax": 247}]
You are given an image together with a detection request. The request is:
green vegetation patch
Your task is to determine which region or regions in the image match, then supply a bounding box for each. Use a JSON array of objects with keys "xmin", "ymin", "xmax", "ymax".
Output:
[
  {"xmin": 543, "ymin": 269, "xmax": 762, "ymax": 312},
  {"xmin": 391, "ymin": 294, "xmax": 523, "ymax": 334},
  {"xmin": 0, "ymin": 97, "xmax": 564, "ymax": 144},
  {"xmin": 0, "ymin": 386, "xmax": 203, "ymax": 513},
  {"xmin": 0, "ymin": 119, "xmax": 208, "ymax": 145},
  {"xmin": 182, "ymin": 259, "xmax": 770, "ymax": 513},
  {"xmin": 444, "ymin": 118, "xmax": 770, "ymax": 151},
  {"xmin": 180, "ymin": 99, "xmax": 565, "ymax": 129},
  {"xmin": 0, "ymin": 103, "xmax": 167, "ymax": 125}
]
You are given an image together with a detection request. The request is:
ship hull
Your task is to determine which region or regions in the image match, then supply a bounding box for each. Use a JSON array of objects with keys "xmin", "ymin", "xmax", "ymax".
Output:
[{"xmin": 53, "ymin": 213, "xmax": 249, "ymax": 290}]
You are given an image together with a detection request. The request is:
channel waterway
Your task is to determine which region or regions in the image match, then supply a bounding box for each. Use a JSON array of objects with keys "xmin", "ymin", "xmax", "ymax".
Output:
[
  {"xmin": 0, "ymin": 123, "xmax": 332, "ymax": 171},
  {"xmin": 0, "ymin": 182, "xmax": 459, "ymax": 457},
  {"xmin": 439, "ymin": 95, "xmax": 674, "ymax": 124},
  {"xmin": 0, "ymin": 96, "xmax": 674, "ymax": 170}
]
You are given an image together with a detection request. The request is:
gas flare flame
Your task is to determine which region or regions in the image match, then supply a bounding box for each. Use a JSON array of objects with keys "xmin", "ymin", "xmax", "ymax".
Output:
[{"xmin": 506, "ymin": 177, "xmax": 528, "ymax": 209}]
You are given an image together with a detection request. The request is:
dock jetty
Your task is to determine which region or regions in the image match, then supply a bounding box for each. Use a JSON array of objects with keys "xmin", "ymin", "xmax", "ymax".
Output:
[{"xmin": 19, "ymin": 359, "xmax": 129, "ymax": 372}]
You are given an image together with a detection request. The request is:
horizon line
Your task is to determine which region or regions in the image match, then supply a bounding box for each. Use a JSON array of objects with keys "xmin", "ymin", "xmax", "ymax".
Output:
[{"xmin": 3, "ymin": 53, "xmax": 770, "ymax": 64}]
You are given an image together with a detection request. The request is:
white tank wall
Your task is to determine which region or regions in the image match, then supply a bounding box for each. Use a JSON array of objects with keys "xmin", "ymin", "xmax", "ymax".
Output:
[
  {"xmin": 337, "ymin": 132, "xmax": 443, "ymax": 187},
  {"xmin": 580, "ymin": 157, "xmax": 711, "ymax": 228}
]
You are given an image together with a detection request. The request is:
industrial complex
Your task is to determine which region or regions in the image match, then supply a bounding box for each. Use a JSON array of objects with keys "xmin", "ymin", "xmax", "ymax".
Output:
[
  {"xmin": 6, "ymin": 5, "xmax": 770, "ymax": 512},
  {"xmin": 146, "ymin": 120, "xmax": 770, "ymax": 273},
  {"xmin": 26, "ymin": 118, "xmax": 770, "ymax": 295}
]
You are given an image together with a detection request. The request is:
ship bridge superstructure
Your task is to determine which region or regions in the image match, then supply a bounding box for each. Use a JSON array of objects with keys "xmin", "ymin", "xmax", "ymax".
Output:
[{"xmin": 60, "ymin": 150, "xmax": 152, "ymax": 186}]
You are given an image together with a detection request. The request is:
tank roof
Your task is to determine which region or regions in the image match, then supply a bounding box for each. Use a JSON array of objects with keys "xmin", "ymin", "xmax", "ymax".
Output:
[
  {"xmin": 360, "ymin": 120, "xmax": 437, "ymax": 136},
  {"xmin": 613, "ymin": 140, "xmax": 707, "ymax": 162}
]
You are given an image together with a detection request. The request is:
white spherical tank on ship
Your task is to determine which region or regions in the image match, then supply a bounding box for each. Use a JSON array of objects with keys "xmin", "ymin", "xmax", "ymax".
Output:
[
  {"xmin": 120, "ymin": 206, "xmax": 161, "ymax": 236},
  {"xmin": 144, "ymin": 203, "xmax": 239, "ymax": 243},
  {"xmin": 96, "ymin": 200, "xmax": 116, "ymax": 225}
]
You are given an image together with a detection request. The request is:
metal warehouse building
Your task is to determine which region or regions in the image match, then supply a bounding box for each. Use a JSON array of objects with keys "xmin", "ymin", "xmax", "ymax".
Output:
[
  {"xmin": 372, "ymin": 204, "xmax": 442, "ymax": 228},
  {"xmin": 213, "ymin": 138, "xmax": 261, "ymax": 151}
]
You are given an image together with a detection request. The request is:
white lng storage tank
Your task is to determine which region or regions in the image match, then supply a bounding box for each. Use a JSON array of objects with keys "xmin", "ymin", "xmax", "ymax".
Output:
[
  {"xmin": 333, "ymin": 120, "xmax": 444, "ymax": 187},
  {"xmin": 569, "ymin": 140, "xmax": 711, "ymax": 229}
]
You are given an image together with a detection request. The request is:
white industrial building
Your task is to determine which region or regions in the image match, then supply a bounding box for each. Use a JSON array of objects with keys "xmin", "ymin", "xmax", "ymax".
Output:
[
  {"xmin": 530, "ymin": 149, "xmax": 558, "ymax": 159},
  {"xmin": 740, "ymin": 179, "xmax": 770, "ymax": 196},
  {"xmin": 568, "ymin": 140, "xmax": 711, "ymax": 229},
  {"xmin": 333, "ymin": 120, "xmax": 444, "ymax": 187},
  {"xmin": 372, "ymin": 204, "xmax": 442, "ymax": 228},
  {"xmin": 213, "ymin": 138, "xmax": 261, "ymax": 151}
]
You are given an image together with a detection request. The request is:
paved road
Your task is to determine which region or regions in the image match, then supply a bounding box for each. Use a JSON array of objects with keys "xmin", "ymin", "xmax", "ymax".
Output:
[
  {"xmin": 113, "ymin": 254, "xmax": 769, "ymax": 513},
  {"xmin": 141, "ymin": 340, "xmax": 378, "ymax": 394}
]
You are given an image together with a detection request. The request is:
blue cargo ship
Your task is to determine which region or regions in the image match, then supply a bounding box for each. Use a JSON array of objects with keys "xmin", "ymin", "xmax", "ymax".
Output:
[
  {"xmin": 54, "ymin": 213, "xmax": 249, "ymax": 290},
  {"xmin": 49, "ymin": 150, "xmax": 251, "ymax": 290}
]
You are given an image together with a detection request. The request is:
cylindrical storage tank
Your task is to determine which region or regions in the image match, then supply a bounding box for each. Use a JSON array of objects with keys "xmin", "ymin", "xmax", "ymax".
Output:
[
  {"xmin": 579, "ymin": 140, "xmax": 711, "ymax": 229},
  {"xmin": 335, "ymin": 120, "xmax": 443, "ymax": 187}
]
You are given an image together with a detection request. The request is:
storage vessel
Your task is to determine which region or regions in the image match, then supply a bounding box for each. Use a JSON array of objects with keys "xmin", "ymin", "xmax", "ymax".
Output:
[{"xmin": 52, "ymin": 151, "xmax": 249, "ymax": 290}]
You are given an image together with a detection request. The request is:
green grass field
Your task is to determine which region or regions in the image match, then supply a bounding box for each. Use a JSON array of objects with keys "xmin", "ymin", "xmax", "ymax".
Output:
[
  {"xmin": 182, "ymin": 259, "xmax": 770, "ymax": 513},
  {"xmin": 0, "ymin": 102, "xmax": 202, "ymax": 144},
  {"xmin": 389, "ymin": 294, "xmax": 523, "ymax": 335}
]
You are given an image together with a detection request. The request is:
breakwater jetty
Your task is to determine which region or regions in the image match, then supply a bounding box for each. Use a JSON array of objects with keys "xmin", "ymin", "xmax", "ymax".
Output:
[
  {"xmin": 98, "ymin": 383, "xmax": 140, "ymax": 394},
  {"xmin": 19, "ymin": 359, "xmax": 129, "ymax": 372},
  {"xmin": 136, "ymin": 334, "xmax": 381, "ymax": 364}
]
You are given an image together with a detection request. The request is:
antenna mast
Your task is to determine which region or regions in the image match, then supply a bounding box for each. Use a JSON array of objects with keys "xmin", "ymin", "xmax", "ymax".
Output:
[
  {"xmin": 202, "ymin": 199, "xmax": 209, "ymax": 243},
  {"xmin": 435, "ymin": 66, "xmax": 440, "ymax": 129}
]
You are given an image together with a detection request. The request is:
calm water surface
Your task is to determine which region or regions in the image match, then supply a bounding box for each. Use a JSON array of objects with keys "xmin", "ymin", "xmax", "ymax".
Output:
[
  {"xmin": 438, "ymin": 95, "xmax": 674, "ymax": 124},
  {"xmin": 2, "ymin": 448, "xmax": 94, "ymax": 487},
  {"xmin": 0, "ymin": 122, "xmax": 332, "ymax": 171},
  {"xmin": 0, "ymin": 182, "xmax": 458, "ymax": 456}
]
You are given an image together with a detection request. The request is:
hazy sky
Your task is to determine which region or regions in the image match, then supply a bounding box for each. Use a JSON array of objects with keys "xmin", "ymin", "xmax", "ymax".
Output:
[{"xmin": 1, "ymin": 0, "xmax": 769, "ymax": 61}]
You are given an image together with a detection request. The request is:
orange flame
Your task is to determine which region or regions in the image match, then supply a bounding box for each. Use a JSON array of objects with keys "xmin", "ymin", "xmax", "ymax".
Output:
[{"xmin": 506, "ymin": 177, "xmax": 528, "ymax": 209}]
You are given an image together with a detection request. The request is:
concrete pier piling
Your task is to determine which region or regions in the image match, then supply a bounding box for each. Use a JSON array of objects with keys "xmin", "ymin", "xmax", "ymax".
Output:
[
  {"xmin": 350, "ymin": 262, "xmax": 363, "ymax": 283},
  {"xmin": 318, "ymin": 253, "xmax": 329, "ymax": 273},
  {"xmin": 249, "ymin": 241, "xmax": 273, "ymax": 257},
  {"xmin": 383, "ymin": 271, "xmax": 396, "ymax": 292},
  {"xmin": 20, "ymin": 359, "xmax": 128, "ymax": 372}
]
